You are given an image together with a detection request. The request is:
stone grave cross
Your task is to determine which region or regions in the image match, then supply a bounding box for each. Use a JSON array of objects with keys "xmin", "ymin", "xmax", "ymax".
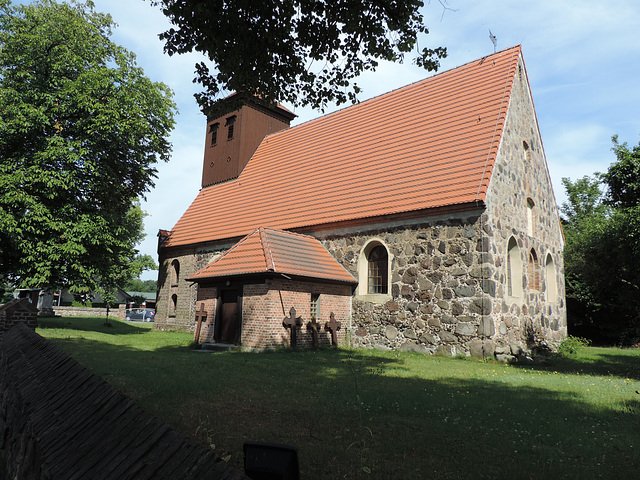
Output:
[
  {"xmin": 324, "ymin": 312, "xmax": 341, "ymax": 346},
  {"xmin": 193, "ymin": 303, "xmax": 207, "ymax": 343},
  {"xmin": 306, "ymin": 317, "xmax": 321, "ymax": 349},
  {"xmin": 283, "ymin": 307, "xmax": 303, "ymax": 347}
]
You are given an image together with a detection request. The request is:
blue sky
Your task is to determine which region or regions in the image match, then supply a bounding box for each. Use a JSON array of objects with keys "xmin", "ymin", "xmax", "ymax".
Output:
[{"xmin": 20, "ymin": 1, "xmax": 640, "ymax": 279}]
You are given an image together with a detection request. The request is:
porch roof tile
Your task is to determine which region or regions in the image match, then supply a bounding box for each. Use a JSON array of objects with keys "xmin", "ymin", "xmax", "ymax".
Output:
[{"xmin": 187, "ymin": 227, "xmax": 357, "ymax": 284}]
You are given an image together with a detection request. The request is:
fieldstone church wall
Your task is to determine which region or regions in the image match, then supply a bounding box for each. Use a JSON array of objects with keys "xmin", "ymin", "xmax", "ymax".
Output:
[
  {"xmin": 316, "ymin": 205, "xmax": 564, "ymax": 359},
  {"xmin": 318, "ymin": 215, "xmax": 505, "ymax": 357},
  {"xmin": 484, "ymin": 56, "xmax": 567, "ymax": 353}
]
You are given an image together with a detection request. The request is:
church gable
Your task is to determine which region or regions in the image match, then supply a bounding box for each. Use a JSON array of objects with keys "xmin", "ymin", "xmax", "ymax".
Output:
[{"xmin": 481, "ymin": 54, "xmax": 566, "ymax": 344}]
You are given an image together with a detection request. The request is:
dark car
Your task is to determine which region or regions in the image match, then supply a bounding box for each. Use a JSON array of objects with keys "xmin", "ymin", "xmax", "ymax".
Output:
[{"xmin": 125, "ymin": 308, "xmax": 155, "ymax": 322}]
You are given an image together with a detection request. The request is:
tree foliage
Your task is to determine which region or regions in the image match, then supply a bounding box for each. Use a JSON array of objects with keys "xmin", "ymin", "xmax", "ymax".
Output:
[
  {"xmin": 0, "ymin": 0, "xmax": 176, "ymax": 296},
  {"xmin": 152, "ymin": 0, "xmax": 447, "ymax": 115},
  {"xmin": 124, "ymin": 278, "xmax": 158, "ymax": 294},
  {"xmin": 562, "ymin": 136, "xmax": 640, "ymax": 344}
]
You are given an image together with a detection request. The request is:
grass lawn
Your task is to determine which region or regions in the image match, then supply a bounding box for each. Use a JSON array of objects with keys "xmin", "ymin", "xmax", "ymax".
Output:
[{"xmin": 38, "ymin": 317, "xmax": 640, "ymax": 479}]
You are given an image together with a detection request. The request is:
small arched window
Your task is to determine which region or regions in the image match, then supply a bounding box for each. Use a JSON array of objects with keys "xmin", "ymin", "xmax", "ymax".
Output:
[
  {"xmin": 527, "ymin": 198, "xmax": 535, "ymax": 237},
  {"xmin": 507, "ymin": 237, "xmax": 522, "ymax": 298},
  {"xmin": 170, "ymin": 294, "xmax": 178, "ymax": 316},
  {"xmin": 357, "ymin": 240, "xmax": 392, "ymax": 299},
  {"xmin": 170, "ymin": 260, "xmax": 180, "ymax": 286},
  {"xmin": 545, "ymin": 254, "xmax": 557, "ymax": 303},
  {"xmin": 367, "ymin": 245, "xmax": 388, "ymax": 294},
  {"xmin": 523, "ymin": 139, "xmax": 531, "ymax": 162},
  {"xmin": 528, "ymin": 248, "xmax": 540, "ymax": 291}
]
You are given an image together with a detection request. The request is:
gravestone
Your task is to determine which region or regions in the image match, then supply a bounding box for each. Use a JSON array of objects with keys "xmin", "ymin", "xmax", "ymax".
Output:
[
  {"xmin": 324, "ymin": 312, "xmax": 341, "ymax": 346},
  {"xmin": 283, "ymin": 307, "xmax": 302, "ymax": 347},
  {"xmin": 194, "ymin": 302, "xmax": 208, "ymax": 342},
  {"xmin": 306, "ymin": 317, "xmax": 321, "ymax": 349}
]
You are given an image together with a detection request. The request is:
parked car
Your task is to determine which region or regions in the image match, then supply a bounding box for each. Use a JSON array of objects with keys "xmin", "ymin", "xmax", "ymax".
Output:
[{"xmin": 125, "ymin": 308, "xmax": 155, "ymax": 322}]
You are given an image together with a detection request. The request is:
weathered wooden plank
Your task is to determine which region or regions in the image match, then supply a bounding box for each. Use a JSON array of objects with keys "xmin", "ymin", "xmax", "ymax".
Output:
[
  {"xmin": 1, "ymin": 323, "xmax": 250, "ymax": 479},
  {"xmin": 91, "ymin": 417, "xmax": 171, "ymax": 480}
]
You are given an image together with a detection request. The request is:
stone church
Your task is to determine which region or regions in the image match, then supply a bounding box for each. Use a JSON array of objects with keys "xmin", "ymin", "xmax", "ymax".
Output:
[{"xmin": 155, "ymin": 46, "xmax": 567, "ymax": 357}]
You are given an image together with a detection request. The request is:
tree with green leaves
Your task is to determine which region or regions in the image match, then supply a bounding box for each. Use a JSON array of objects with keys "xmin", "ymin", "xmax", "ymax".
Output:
[
  {"xmin": 124, "ymin": 278, "xmax": 158, "ymax": 294},
  {"xmin": 152, "ymin": 0, "xmax": 447, "ymax": 115},
  {"xmin": 0, "ymin": 0, "xmax": 176, "ymax": 299},
  {"xmin": 562, "ymin": 136, "xmax": 640, "ymax": 344}
]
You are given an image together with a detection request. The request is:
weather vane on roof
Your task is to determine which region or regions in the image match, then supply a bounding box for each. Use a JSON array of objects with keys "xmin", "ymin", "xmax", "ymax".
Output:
[{"xmin": 489, "ymin": 30, "xmax": 497, "ymax": 53}]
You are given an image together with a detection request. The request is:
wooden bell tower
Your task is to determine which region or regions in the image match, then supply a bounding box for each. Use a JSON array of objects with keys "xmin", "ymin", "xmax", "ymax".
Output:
[{"xmin": 202, "ymin": 94, "xmax": 297, "ymax": 188}]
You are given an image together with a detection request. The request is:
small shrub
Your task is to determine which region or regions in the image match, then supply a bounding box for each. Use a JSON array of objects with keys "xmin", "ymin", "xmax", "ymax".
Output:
[
  {"xmin": 558, "ymin": 336, "xmax": 591, "ymax": 357},
  {"xmin": 71, "ymin": 301, "xmax": 91, "ymax": 307}
]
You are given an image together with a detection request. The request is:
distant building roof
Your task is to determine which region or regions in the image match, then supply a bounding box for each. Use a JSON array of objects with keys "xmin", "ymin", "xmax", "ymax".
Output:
[
  {"xmin": 165, "ymin": 46, "xmax": 523, "ymax": 248},
  {"xmin": 188, "ymin": 227, "xmax": 357, "ymax": 284},
  {"xmin": 126, "ymin": 292, "xmax": 156, "ymax": 301}
]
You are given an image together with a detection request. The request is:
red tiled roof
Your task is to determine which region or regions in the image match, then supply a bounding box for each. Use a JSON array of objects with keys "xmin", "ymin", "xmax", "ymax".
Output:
[
  {"xmin": 187, "ymin": 227, "xmax": 357, "ymax": 283},
  {"xmin": 166, "ymin": 46, "xmax": 522, "ymax": 247}
]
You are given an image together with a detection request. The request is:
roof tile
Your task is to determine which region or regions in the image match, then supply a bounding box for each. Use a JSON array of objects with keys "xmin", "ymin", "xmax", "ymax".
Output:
[
  {"xmin": 166, "ymin": 46, "xmax": 522, "ymax": 247},
  {"xmin": 187, "ymin": 228, "xmax": 357, "ymax": 284}
]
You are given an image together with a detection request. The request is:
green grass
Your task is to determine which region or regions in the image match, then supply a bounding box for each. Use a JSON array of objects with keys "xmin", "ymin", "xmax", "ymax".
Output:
[{"xmin": 38, "ymin": 317, "xmax": 640, "ymax": 479}]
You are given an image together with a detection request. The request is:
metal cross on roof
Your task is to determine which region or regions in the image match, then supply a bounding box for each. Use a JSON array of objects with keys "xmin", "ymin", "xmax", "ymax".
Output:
[
  {"xmin": 489, "ymin": 30, "xmax": 497, "ymax": 53},
  {"xmin": 283, "ymin": 306, "xmax": 302, "ymax": 348},
  {"xmin": 324, "ymin": 312, "xmax": 341, "ymax": 346}
]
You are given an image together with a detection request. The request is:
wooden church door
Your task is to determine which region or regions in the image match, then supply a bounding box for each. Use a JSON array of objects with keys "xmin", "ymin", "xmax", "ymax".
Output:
[{"xmin": 216, "ymin": 289, "xmax": 240, "ymax": 343}]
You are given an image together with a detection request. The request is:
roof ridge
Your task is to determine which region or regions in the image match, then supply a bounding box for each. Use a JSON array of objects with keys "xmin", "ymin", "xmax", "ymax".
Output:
[
  {"xmin": 252, "ymin": 47, "xmax": 523, "ymax": 151},
  {"xmin": 281, "ymin": 45, "xmax": 523, "ymax": 133},
  {"xmin": 201, "ymin": 227, "xmax": 259, "ymax": 270},
  {"xmin": 263, "ymin": 226, "xmax": 319, "ymax": 242},
  {"xmin": 474, "ymin": 47, "xmax": 521, "ymax": 202},
  {"xmin": 258, "ymin": 227, "xmax": 276, "ymax": 272}
]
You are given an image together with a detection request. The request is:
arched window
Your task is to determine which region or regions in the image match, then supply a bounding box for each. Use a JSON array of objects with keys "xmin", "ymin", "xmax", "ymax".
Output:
[
  {"xmin": 170, "ymin": 260, "xmax": 180, "ymax": 286},
  {"xmin": 507, "ymin": 237, "xmax": 522, "ymax": 298},
  {"xmin": 357, "ymin": 240, "xmax": 392, "ymax": 299},
  {"xmin": 528, "ymin": 248, "xmax": 540, "ymax": 291},
  {"xmin": 170, "ymin": 294, "xmax": 178, "ymax": 316},
  {"xmin": 545, "ymin": 254, "xmax": 557, "ymax": 303},
  {"xmin": 368, "ymin": 245, "xmax": 388, "ymax": 294},
  {"xmin": 523, "ymin": 139, "xmax": 531, "ymax": 162}
]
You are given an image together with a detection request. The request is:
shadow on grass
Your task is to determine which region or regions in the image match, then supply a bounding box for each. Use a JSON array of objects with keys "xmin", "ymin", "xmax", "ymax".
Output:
[
  {"xmin": 511, "ymin": 348, "xmax": 640, "ymax": 381},
  {"xmin": 38, "ymin": 316, "xmax": 151, "ymax": 335},
  {"xmin": 40, "ymin": 333, "xmax": 640, "ymax": 480}
]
